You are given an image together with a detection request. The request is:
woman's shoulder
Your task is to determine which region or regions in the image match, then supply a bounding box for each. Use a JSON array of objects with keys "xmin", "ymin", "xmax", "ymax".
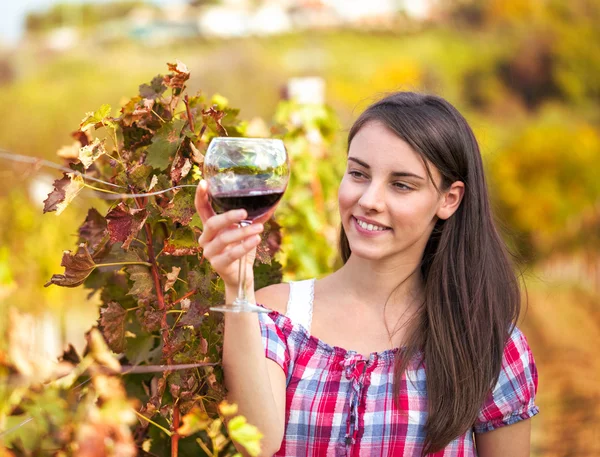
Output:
[{"xmin": 255, "ymin": 282, "xmax": 290, "ymax": 315}]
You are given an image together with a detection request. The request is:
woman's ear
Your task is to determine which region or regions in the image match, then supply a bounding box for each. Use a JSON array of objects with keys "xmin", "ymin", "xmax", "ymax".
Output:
[{"xmin": 436, "ymin": 181, "xmax": 465, "ymax": 220}]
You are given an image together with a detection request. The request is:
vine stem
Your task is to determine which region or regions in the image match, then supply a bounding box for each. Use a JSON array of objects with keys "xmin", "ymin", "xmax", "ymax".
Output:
[
  {"xmin": 95, "ymin": 261, "xmax": 152, "ymax": 268},
  {"xmin": 136, "ymin": 197, "xmax": 181, "ymax": 457},
  {"xmin": 170, "ymin": 288, "xmax": 199, "ymax": 307},
  {"xmin": 132, "ymin": 409, "xmax": 172, "ymax": 437}
]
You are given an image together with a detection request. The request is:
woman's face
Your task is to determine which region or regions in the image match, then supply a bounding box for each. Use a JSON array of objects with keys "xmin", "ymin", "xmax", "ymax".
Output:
[{"xmin": 338, "ymin": 120, "xmax": 448, "ymax": 264}]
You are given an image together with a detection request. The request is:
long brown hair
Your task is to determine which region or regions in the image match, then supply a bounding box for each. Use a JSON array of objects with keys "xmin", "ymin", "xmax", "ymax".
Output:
[{"xmin": 339, "ymin": 92, "xmax": 521, "ymax": 454}]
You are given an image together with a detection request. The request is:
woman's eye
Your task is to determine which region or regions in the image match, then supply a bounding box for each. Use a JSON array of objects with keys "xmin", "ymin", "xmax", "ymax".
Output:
[
  {"xmin": 393, "ymin": 182, "xmax": 412, "ymax": 191},
  {"xmin": 349, "ymin": 170, "xmax": 365, "ymax": 179}
]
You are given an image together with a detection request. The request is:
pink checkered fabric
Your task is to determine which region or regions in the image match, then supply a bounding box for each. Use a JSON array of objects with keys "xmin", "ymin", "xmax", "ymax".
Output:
[{"xmin": 258, "ymin": 309, "xmax": 539, "ymax": 457}]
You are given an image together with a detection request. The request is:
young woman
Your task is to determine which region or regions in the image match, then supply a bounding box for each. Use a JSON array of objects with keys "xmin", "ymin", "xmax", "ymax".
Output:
[{"xmin": 195, "ymin": 92, "xmax": 539, "ymax": 457}]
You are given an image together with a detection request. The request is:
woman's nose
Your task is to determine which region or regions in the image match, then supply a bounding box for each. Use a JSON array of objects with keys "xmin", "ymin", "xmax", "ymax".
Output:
[{"xmin": 358, "ymin": 183, "xmax": 385, "ymax": 212}]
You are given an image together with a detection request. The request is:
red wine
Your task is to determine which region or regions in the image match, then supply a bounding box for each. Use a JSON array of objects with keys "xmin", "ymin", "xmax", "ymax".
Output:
[{"xmin": 209, "ymin": 189, "xmax": 284, "ymax": 221}]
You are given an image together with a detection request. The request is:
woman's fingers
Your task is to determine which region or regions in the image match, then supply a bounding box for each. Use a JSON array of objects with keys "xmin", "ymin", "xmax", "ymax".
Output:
[
  {"xmin": 202, "ymin": 223, "xmax": 264, "ymax": 260},
  {"xmin": 197, "ymin": 208, "xmax": 249, "ymax": 246},
  {"xmin": 194, "ymin": 180, "xmax": 216, "ymax": 223},
  {"xmin": 209, "ymin": 235, "xmax": 262, "ymax": 271}
]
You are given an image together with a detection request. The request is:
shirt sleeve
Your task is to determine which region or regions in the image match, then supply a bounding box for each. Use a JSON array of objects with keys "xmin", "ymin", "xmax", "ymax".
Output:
[
  {"xmin": 258, "ymin": 312, "xmax": 290, "ymax": 376},
  {"xmin": 473, "ymin": 326, "xmax": 540, "ymax": 433}
]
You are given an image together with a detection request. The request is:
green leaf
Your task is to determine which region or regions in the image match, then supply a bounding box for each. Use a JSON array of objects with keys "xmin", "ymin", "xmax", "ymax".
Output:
[
  {"xmin": 127, "ymin": 265, "xmax": 154, "ymax": 301},
  {"xmin": 145, "ymin": 119, "xmax": 186, "ymax": 170},
  {"xmin": 161, "ymin": 187, "xmax": 196, "ymax": 225},
  {"xmin": 80, "ymin": 103, "xmax": 113, "ymax": 131},
  {"xmin": 100, "ymin": 301, "xmax": 127, "ymax": 353},
  {"xmin": 163, "ymin": 226, "xmax": 201, "ymax": 256},
  {"xmin": 227, "ymin": 415, "xmax": 263, "ymax": 457},
  {"xmin": 125, "ymin": 331, "xmax": 155, "ymax": 365}
]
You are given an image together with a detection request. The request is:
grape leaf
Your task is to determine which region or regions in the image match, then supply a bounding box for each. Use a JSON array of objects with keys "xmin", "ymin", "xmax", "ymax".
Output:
[
  {"xmin": 140, "ymin": 75, "xmax": 167, "ymax": 100},
  {"xmin": 170, "ymin": 153, "xmax": 192, "ymax": 185},
  {"xmin": 163, "ymin": 266, "xmax": 181, "ymax": 292},
  {"xmin": 145, "ymin": 119, "xmax": 186, "ymax": 170},
  {"xmin": 127, "ymin": 265, "xmax": 154, "ymax": 301},
  {"xmin": 106, "ymin": 203, "xmax": 148, "ymax": 250},
  {"xmin": 136, "ymin": 306, "xmax": 163, "ymax": 333},
  {"xmin": 161, "ymin": 188, "xmax": 196, "ymax": 225},
  {"xmin": 127, "ymin": 163, "xmax": 153, "ymax": 189},
  {"xmin": 45, "ymin": 243, "xmax": 97, "ymax": 288},
  {"xmin": 164, "ymin": 60, "xmax": 190, "ymax": 91},
  {"xmin": 79, "ymin": 208, "xmax": 109, "ymax": 253},
  {"xmin": 227, "ymin": 416, "xmax": 263, "ymax": 457},
  {"xmin": 79, "ymin": 138, "xmax": 106, "ymax": 169},
  {"xmin": 256, "ymin": 219, "xmax": 282, "ymax": 265},
  {"xmin": 178, "ymin": 407, "xmax": 211, "ymax": 437},
  {"xmin": 80, "ymin": 104, "xmax": 113, "ymax": 132},
  {"xmin": 163, "ymin": 226, "xmax": 201, "ymax": 256},
  {"xmin": 72, "ymin": 128, "xmax": 92, "ymax": 147},
  {"xmin": 43, "ymin": 172, "xmax": 84, "ymax": 215},
  {"xmin": 100, "ymin": 301, "xmax": 127, "ymax": 353},
  {"xmin": 125, "ymin": 332, "xmax": 155, "ymax": 365},
  {"xmin": 56, "ymin": 141, "xmax": 81, "ymax": 160},
  {"xmin": 202, "ymin": 106, "xmax": 227, "ymax": 136},
  {"xmin": 179, "ymin": 300, "xmax": 206, "ymax": 328}
]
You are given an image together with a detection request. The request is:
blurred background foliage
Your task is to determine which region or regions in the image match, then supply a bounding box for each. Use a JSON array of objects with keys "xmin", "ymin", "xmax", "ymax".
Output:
[{"xmin": 0, "ymin": 0, "xmax": 599, "ymax": 455}]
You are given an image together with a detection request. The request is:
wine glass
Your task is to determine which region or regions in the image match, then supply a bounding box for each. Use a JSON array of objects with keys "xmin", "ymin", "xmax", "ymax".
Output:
[{"xmin": 203, "ymin": 137, "xmax": 289, "ymax": 313}]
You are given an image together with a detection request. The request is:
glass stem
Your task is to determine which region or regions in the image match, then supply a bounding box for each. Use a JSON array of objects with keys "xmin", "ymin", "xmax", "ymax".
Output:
[{"xmin": 235, "ymin": 221, "xmax": 251, "ymax": 304}]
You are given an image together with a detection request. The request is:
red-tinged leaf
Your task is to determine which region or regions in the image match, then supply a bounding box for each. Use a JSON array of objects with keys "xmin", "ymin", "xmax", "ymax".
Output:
[
  {"xmin": 170, "ymin": 153, "xmax": 192, "ymax": 185},
  {"xmin": 179, "ymin": 300, "xmax": 207, "ymax": 328},
  {"xmin": 163, "ymin": 226, "xmax": 201, "ymax": 256},
  {"xmin": 127, "ymin": 265, "xmax": 154, "ymax": 301},
  {"xmin": 43, "ymin": 174, "xmax": 70, "ymax": 213},
  {"xmin": 136, "ymin": 306, "xmax": 162, "ymax": 333},
  {"xmin": 79, "ymin": 208, "xmax": 108, "ymax": 251},
  {"xmin": 164, "ymin": 266, "xmax": 181, "ymax": 292},
  {"xmin": 202, "ymin": 106, "xmax": 227, "ymax": 136},
  {"xmin": 99, "ymin": 301, "xmax": 127, "ymax": 353},
  {"xmin": 145, "ymin": 119, "xmax": 186, "ymax": 170},
  {"xmin": 140, "ymin": 75, "xmax": 167, "ymax": 100},
  {"xmin": 45, "ymin": 243, "xmax": 97, "ymax": 288},
  {"xmin": 106, "ymin": 203, "xmax": 148, "ymax": 250},
  {"xmin": 43, "ymin": 172, "xmax": 85, "ymax": 215},
  {"xmin": 79, "ymin": 138, "xmax": 106, "ymax": 169},
  {"xmin": 161, "ymin": 188, "xmax": 195, "ymax": 225},
  {"xmin": 164, "ymin": 60, "xmax": 190, "ymax": 90},
  {"xmin": 72, "ymin": 129, "xmax": 92, "ymax": 147},
  {"xmin": 256, "ymin": 219, "xmax": 283, "ymax": 265}
]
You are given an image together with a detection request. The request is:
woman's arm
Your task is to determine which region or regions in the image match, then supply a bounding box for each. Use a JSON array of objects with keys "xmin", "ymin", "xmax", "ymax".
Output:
[
  {"xmin": 222, "ymin": 284, "xmax": 287, "ymax": 456},
  {"xmin": 195, "ymin": 181, "xmax": 286, "ymax": 456},
  {"xmin": 475, "ymin": 420, "xmax": 531, "ymax": 457}
]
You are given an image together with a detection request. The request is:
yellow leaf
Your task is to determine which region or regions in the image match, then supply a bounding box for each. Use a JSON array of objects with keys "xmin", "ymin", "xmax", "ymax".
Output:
[
  {"xmin": 177, "ymin": 407, "xmax": 211, "ymax": 436},
  {"xmin": 218, "ymin": 400, "xmax": 238, "ymax": 417},
  {"xmin": 227, "ymin": 415, "xmax": 263, "ymax": 457}
]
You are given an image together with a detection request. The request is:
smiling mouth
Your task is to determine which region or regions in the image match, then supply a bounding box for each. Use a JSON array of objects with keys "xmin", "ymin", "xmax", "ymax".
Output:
[{"xmin": 354, "ymin": 217, "xmax": 390, "ymax": 232}]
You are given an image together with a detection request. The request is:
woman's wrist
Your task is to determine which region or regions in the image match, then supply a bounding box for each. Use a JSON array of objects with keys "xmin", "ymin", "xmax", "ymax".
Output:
[{"xmin": 224, "ymin": 282, "xmax": 256, "ymax": 304}]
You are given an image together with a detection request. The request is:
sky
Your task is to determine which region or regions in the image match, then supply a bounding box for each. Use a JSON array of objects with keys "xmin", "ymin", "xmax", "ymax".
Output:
[{"xmin": 0, "ymin": 0, "xmax": 185, "ymax": 45}]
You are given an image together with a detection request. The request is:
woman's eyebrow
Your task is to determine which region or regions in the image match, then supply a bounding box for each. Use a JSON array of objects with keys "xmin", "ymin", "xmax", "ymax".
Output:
[{"xmin": 348, "ymin": 157, "xmax": 425, "ymax": 180}]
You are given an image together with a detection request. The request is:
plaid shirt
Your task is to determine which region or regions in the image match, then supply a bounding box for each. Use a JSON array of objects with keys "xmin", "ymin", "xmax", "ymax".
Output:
[{"xmin": 258, "ymin": 310, "xmax": 539, "ymax": 457}]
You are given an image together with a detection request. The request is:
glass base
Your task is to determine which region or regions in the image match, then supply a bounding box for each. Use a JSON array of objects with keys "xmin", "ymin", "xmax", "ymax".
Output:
[{"xmin": 210, "ymin": 303, "xmax": 271, "ymax": 314}]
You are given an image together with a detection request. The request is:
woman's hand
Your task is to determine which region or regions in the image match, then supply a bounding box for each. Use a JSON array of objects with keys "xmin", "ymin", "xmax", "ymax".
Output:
[{"xmin": 194, "ymin": 180, "xmax": 270, "ymax": 292}]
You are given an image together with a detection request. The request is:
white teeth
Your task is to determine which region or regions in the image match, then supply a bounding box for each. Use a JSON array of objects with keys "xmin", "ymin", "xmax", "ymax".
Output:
[{"xmin": 356, "ymin": 218, "xmax": 387, "ymax": 231}]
